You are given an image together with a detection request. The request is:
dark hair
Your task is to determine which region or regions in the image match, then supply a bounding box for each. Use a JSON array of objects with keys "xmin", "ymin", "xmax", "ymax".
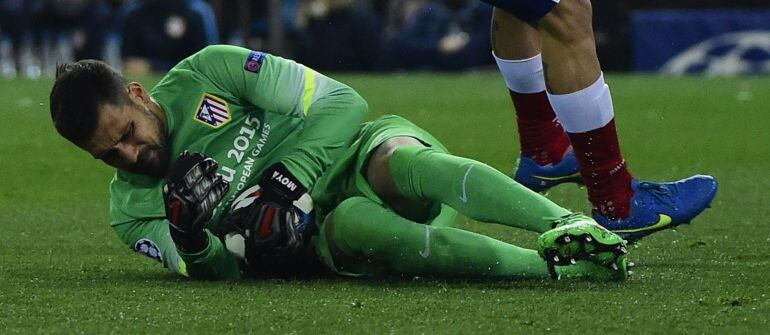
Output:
[{"xmin": 50, "ymin": 60, "xmax": 128, "ymax": 145}]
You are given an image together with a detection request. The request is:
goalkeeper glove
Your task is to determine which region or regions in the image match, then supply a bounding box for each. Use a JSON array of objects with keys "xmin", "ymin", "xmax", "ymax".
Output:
[
  {"xmin": 163, "ymin": 151, "xmax": 230, "ymax": 253},
  {"xmin": 222, "ymin": 163, "xmax": 314, "ymax": 265}
]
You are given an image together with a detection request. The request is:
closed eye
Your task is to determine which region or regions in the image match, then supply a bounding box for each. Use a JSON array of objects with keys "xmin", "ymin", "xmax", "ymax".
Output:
[
  {"xmin": 94, "ymin": 121, "xmax": 134, "ymax": 160},
  {"xmin": 120, "ymin": 121, "xmax": 134, "ymax": 142},
  {"xmin": 97, "ymin": 149, "xmax": 118, "ymax": 161}
]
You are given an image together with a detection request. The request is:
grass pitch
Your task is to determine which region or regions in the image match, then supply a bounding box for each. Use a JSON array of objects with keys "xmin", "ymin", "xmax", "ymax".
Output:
[{"xmin": 0, "ymin": 73, "xmax": 768, "ymax": 334}]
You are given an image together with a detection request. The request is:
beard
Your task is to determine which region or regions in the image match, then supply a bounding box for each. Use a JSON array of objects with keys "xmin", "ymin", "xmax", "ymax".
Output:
[
  {"xmin": 126, "ymin": 142, "xmax": 169, "ymax": 179},
  {"xmin": 124, "ymin": 104, "xmax": 171, "ymax": 179}
]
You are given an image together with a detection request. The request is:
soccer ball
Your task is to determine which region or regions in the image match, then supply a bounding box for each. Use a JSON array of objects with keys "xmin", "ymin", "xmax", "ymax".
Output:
[
  {"xmin": 223, "ymin": 185, "xmax": 262, "ymax": 259},
  {"xmin": 222, "ymin": 185, "xmax": 314, "ymax": 260}
]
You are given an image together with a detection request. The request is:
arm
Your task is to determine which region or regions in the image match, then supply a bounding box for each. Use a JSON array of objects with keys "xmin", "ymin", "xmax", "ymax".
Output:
[
  {"xmin": 109, "ymin": 158, "xmax": 240, "ymax": 281},
  {"xmin": 111, "ymin": 217, "xmax": 241, "ymax": 280},
  {"xmin": 181, "ymin": 45, "xmax": 369, "ymax": 189}
]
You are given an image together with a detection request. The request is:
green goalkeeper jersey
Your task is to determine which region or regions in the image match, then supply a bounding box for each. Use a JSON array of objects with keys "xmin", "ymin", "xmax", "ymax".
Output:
[{"xmin": 109, "ymin": 45, "xmax": 367, "ymax": 279}]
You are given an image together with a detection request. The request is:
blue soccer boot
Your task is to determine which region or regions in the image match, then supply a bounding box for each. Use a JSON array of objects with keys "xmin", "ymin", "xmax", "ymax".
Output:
[
  {"xmin": 594, "ymin": 175, "xmax": 719, "ymax": 242},
  {"xmin": 513, "ymin": 150, "xmax": 583, "ymax": 192}
]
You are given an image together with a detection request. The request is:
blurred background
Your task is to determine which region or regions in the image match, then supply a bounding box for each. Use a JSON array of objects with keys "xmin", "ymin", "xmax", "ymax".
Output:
[{"xmin": 0, "ymin": 0, "xmax": 768, "ymax": 79}]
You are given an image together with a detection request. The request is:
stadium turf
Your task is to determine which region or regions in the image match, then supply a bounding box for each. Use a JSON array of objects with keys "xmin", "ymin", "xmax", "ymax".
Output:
[{"xmin": 0, "ymin": 73, "xmax": 767, "ymax": 333}]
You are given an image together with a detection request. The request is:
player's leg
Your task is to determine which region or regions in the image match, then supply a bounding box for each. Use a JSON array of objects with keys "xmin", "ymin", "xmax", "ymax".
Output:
[
  {"xmin": 314, "ymin": 115, "xmax": 628, "ymax": 279},
  {"xmin": 490, "ymin": 7, "xmax": 579, "ymax": 192},
  {"xmin": 316, "ymin": 196, "xmax": 626, "ymax": 280},
  {"xmin": 321, "ymin": 114, "xmax": 568, "ymax": 233},
  {"xmin": 536, "ymin": 0, "xmax": 631, "ymax": 217},
  {"xmin": 367, "ymin": 136, "xmax": 569, "ymax": 234},
  {"xmin": 369, "ymin": 136, "xmax": 628, "ymax": 269},
  {"xmin": 536, "ymin": 0, "xmax": 718, "ymax": 241}
]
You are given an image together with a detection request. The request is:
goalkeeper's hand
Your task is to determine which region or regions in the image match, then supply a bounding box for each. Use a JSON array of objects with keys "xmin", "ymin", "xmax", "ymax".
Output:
[
  {"xmin": 253, "ymin": 163, "xmax": 313, "ymax": 250},
  {"xmin": 224, "ymin": 163, "xmax": 313, "ymax": 264},
  {"xmin": 163, "ymin": 151, "xmax": 230, "ymax": 253}
]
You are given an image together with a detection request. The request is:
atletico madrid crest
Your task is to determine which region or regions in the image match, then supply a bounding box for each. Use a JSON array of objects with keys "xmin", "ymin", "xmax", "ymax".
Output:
[{"xmin": 194, "ymin": 93, "xmax": 231, "ymax": 128}]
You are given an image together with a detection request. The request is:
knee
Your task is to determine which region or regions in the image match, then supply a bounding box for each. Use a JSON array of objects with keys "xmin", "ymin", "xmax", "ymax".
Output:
[
  {"xmin": 324, "ymin": 196, "xmax": 373, "ymax": 254},
  {"xmin": 539, "ymin": 0, "xmax": 593, "ymax": 45},
  {"xmin": 379, "ymin": 137, "xmax": 426, "ymax": 160},
  {"xmin": 326, "ymin": 197, "xmax": 367, "ymax": 241},
  {"xmin": 330, "ymin": 197, "xmax": 371, "ymax": 224},
  {"xmin": 366, "ymin": 137, "xmax": 425, "ymax": 199}
]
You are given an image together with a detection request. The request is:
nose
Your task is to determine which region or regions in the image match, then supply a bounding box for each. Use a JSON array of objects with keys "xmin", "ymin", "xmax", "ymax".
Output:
[{"xmin": 115, "ymin": 142, "xmax": 141, "ymax": 164}]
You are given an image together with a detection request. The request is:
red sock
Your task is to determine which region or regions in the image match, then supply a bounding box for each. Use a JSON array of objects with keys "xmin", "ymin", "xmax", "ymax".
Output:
[
  {"xmin": 567, "ymin": 119, "xmax": 634, "ymax": 220},
  {"xmin": 509, "ymin": 91, "xmax": 570, "ymax": 166}
]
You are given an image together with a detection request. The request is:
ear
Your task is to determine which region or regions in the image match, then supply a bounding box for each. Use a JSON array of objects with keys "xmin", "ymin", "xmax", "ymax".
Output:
[{"xmin": 126, "ymin": 82, "xmax": 150, "ymax": 105}]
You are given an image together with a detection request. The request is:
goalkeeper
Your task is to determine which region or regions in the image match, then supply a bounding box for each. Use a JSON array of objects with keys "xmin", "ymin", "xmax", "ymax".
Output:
[{"xmin": 49, "ymin": 45, "xmax": 629, "ymax": 281}]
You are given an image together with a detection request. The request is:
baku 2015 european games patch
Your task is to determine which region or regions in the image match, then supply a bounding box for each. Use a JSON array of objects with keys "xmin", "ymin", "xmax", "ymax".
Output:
[
  {"xmin": 194, "ymin": 93, "xmax": 231, "ymax": 128},
  {"xmin": 244, "ymin": 50, "xmax": 266, "ymax": 73},
  {"xmin": 134, "ymin": 239, "xmax": 163, "ymax": 263}
]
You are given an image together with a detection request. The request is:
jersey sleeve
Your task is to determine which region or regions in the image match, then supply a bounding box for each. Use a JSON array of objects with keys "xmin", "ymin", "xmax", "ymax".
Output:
[
  {"xmin": 109, "ymin": 173, "xmax": 241, "ymax": 280},
  {"xmin": 180, "ymin": 45, "xmax": 369, "ymax": 188}
]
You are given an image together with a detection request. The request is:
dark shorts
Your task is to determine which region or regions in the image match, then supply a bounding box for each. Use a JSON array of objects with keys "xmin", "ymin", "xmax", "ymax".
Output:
[{"xmin": 482, "ymin": 0, "xmax": 559, "ymax": 22}]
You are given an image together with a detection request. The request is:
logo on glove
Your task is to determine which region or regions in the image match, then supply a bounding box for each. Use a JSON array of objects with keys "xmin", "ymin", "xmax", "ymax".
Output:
[{"xmin": 271, "ymin": 171, "xmax": 299, "ymax": 192}]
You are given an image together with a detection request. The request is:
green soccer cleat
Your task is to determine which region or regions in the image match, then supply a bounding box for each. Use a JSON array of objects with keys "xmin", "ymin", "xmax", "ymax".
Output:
[{"xmin": 538, "ymin": 213, "xmax": 630, "ymax": 281}]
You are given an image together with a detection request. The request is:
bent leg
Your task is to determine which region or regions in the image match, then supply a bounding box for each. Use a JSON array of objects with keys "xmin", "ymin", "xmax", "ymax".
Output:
[{"xmin": 368, "ymin": 138, "xmax": 571, "ymax": 233}]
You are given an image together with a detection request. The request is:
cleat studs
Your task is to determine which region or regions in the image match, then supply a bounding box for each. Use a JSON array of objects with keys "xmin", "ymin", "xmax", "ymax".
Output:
[
  {"xmin": 552, "ymin": 255, "xmax": 560, "ymax": 262},
  {"xmin": 556, "ymin": 235, "xmax": 572, "ymax": 244},
  {"xmin": 610, "ymin": 263, "xmax": 619, "ymax": 271},
  {"xmin": 620, "ymin": 246, "xmax": 628, "ymax": 254}
]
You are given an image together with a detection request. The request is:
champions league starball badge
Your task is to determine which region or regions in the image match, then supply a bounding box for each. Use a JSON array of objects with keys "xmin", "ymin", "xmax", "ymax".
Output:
[{"xmin": 134, "ymin": 239, "xmax": 163, "ymax": 263}]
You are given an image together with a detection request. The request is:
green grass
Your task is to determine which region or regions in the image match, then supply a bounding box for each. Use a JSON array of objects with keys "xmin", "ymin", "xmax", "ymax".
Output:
[{"xmin": 1, "ymin": 73, "xmax": 768, "ymax": 334}]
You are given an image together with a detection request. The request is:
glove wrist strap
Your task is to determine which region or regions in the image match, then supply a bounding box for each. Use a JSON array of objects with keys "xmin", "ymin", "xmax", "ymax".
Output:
[
  {"xmin": 169, "ymin": 227, "xmax": 209, "ymax": 254},
  {"xmin": 260, "ymin": 163, "xmax": 307, "ymax": 201}
]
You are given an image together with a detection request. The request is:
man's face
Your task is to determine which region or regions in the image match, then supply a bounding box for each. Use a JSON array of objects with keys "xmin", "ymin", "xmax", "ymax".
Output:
[{"xmin": 81, "ymin": 100, "xmax": 170, "ymax": 178}]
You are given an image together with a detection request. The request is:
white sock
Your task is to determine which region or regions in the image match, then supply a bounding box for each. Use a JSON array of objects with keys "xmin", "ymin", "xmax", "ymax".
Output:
[
  {"xmin": 493, "ymin": 52, "xmax": 546, "ymax": 94},
  {"xmin": 547, "ymin": 73, "xmax": 614, "ymax": 133}
]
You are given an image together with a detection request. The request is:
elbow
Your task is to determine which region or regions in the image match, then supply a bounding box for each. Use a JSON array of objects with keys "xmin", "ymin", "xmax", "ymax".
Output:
[
  {"xmin": 331, "ymin": 84, "xmax": 368, "ymax": 120},
  {"xmin": 348, "ymin": 90, "xmax": 369, "ymax": 120}
]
